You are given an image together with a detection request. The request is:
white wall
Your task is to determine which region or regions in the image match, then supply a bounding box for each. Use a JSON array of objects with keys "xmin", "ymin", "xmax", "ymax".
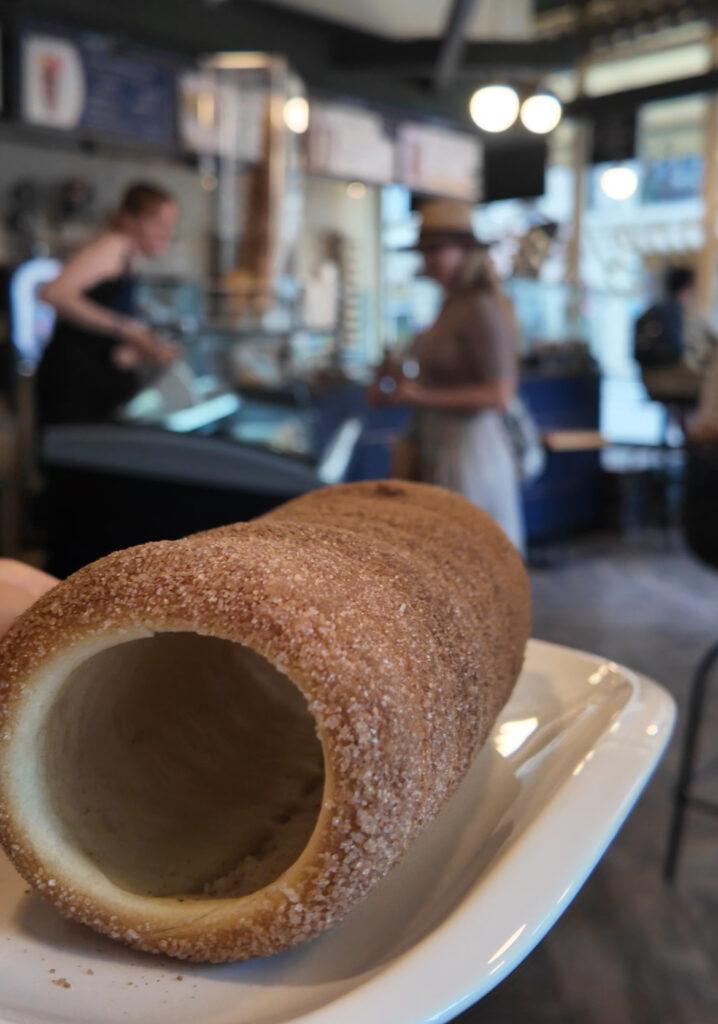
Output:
[
  {"xmin": 0, "ymin": 135, "xmax": 212, "ymax": 279},
  {"xmin": 298, "ymin": 176, "xmax": 381, "ymax": 361}
]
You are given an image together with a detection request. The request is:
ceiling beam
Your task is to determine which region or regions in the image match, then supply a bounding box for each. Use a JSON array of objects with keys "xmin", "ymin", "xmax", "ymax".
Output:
[
  {"xmin": 334, "ymin": 2, "xmax": 712, "ymax": 79},
  {"xmin": 567, "ymin": 68, "xmax": 718, "ymax": 117},
  {"xmin": 0, "ymin": 0, "xmax": 480, "ymax": 124},
  {"xmin": 337, "ymin": 36, "xmax": 581, "ymax": 77},
  {"xmin": 434, "ymin": 0, "xmax": 481, "ymax": 92}
]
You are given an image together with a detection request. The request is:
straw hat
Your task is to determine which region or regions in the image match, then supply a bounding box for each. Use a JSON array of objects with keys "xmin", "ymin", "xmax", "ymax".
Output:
[{"xmin": 407, "ymin": 198, "xmax": 485, "ymax": 251}]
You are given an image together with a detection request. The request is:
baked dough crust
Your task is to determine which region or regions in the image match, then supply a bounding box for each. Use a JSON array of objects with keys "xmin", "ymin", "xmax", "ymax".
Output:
[{"xmin": 0, "ymin": 481, "xmax": 530, "ymax": 962}]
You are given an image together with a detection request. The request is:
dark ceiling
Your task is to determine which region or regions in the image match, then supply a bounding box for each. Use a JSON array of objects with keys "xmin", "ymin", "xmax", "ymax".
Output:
[
  {"xmin": 0, "ymin": 0, "xmax": 570, "ymax": 127},
  {"xmin": 0, "ymin": 0, "xmax": 715, "ymax": 132}
]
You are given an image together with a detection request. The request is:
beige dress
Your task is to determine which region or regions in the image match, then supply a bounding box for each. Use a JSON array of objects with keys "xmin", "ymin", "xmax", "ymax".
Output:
[{"xmin": 412, "ymin": 290, "xmax": 524, "ymax": 551}]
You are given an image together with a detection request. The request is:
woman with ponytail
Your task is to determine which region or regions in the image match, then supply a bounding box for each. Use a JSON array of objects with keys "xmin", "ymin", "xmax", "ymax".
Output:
[{"xmin": 37, "ymin": 182, "xmax": 179, "ymax": 425}]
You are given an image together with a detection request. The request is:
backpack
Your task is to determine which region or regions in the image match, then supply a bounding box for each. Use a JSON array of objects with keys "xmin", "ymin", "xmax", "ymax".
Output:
[{"xmin": 634, "ymin": 302, "xmax": 683, "ymax": 368}]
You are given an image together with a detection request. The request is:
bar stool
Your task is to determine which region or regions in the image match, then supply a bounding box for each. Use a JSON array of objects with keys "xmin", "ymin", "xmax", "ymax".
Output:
[{"xmin": 663, "ymin": 440, "xmax": 718, "ymax": 880}]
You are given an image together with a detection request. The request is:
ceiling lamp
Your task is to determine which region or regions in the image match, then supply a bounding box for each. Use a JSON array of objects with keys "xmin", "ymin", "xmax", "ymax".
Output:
[
  {"xmin": 601, "ymin": 166, "xmax": 638, "ymax": 201},
  {"xmin": 469, "ymin": 85, "xmax": 519, "ymax": 133},
  {"xmin": 283, "ymin": 96, "xmax": 309, "ymax": 134},
  {"xmin": 520, "ymin": 93, "xmax": 562, "ymax": 135}
]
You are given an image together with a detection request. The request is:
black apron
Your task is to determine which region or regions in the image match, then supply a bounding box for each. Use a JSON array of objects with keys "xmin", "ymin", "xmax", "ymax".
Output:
[{"xmin": 36, "ymin": 269, "xmax": 141, "ymax": 425}]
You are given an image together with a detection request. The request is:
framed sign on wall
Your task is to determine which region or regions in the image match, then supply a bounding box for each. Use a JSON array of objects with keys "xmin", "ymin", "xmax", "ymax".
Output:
[
  {"xmin": 20, "ymin": 22, "xmax": 178, "ymax": 148},
  {"xmin": 397, "ymin": 122, "xmax": 483, "ymax": 201}
]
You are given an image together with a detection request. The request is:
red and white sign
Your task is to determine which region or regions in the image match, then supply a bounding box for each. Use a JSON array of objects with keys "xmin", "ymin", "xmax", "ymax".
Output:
[
  {"xmin": 398, "ymin": 123, "xmax": 483, "ymax": 201},
  {"xmin": 178, "ymin": 71, "xmax": 266, "ymax": 162},
  {"xmin": 22, "ymin": 33, "xmax": 85, "ymax": 129},
  {"xmin": 308, "ymin": 102, "xmax": 395, "ymax": 185}
]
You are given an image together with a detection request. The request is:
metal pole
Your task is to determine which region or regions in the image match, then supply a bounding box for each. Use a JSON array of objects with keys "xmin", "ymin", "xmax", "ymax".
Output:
[
  {"xmin": 565, "ymin": 54, "xmax": 589, "ymax": 295},
  {"xmin": 566, "ymin": 120, "xmax": 588, "ymax": 292},
  {"xmin": 698, "ymin": 28, "xmax": 718, "ymax": 316},
  {"xmin": 663, "ymin": 637, "xmax": 718, "ymax": 880},
  {"xmin": 434, "ymin": 0, "xmax": 481, "ymax": 92}
]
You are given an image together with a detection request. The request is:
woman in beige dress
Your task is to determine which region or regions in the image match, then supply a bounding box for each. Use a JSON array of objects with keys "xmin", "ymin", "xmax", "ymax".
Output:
[{"xmin": 376, "ymin": 200, "xmax": 524, "ymax": 550}]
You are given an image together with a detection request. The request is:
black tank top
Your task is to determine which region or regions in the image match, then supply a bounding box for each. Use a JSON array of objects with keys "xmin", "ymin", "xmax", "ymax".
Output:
[
  {"xmin": 36, "ymin": 262, "xmax": 141, "ymax": 425},
  {"xmin": 83, "ymin": 267, "xmax": 137, "ymax": 317}
]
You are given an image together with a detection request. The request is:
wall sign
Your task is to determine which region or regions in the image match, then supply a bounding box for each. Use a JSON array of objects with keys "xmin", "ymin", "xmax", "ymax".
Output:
[
  {"xmin": 397, "ymin": 122, "xmax": 483, "ymax": 201},
  {"xmin": 308, "ymin": 102, "xmax": 395, "ymax": 185},
  {"xmin": 22, "ymin": 32, "xmax": 85, "ymax": 129},
  {"xmin": 642, "ymin": 155, "xmax": 702, "ymax": 204},
  {"xmin": 20, "ymin": 23, "xmax": 178, "ymax": 147},
  {"xmin": 178, "ymin": 70, "xmax": 266, "ymax": 162}
]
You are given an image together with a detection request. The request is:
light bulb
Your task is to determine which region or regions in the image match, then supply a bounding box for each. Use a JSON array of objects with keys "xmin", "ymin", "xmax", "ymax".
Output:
[
  {"xmin": 520, "ymin": 93, "xmax": 562, "ymax": 134},
  {"xmin": 195, "ymin": 90, "xmax": 216, "ymax": 129},
  {"xmin": 600, "ymin": 166, "xmax": 638, "ymax": 201},
  {"xmin": 283, "ymin": 96, "xmax": 309, "ymax": 134},
  {"xmin": 346, "ymin": 181, "xmax": 367, "ymax": 199},
  {"xmin": 469, "ymin": 85, "xmax": 519, "ymax": 133}
]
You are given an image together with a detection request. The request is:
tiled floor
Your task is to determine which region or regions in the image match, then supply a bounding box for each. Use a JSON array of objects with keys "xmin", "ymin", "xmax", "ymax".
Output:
[{"xmin": 458, "ymin": 532, "xmax": 718, "ymax": 1024}]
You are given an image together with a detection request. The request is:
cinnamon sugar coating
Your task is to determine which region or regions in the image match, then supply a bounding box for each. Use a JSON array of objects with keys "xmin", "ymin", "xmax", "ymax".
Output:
[{"xmin": 0, "ymin": 481, "xmax": 530, "ymax": 961}]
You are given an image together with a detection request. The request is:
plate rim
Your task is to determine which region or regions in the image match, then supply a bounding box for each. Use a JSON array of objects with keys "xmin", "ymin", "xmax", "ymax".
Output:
[
  {"xmin": 273, "ymin": 639, "xmax": 676, "ymax": 1024},
  {"xmin": 0, "ymin": 640, "xmax": 676, "ymax": 1024}
]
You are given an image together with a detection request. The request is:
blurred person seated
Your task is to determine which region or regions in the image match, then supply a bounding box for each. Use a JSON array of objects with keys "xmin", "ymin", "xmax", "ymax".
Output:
[
  {"xmin": 37, "ymin": 182, "xmax": 179, "ymax": 426},
  {"xmin": 687, "ymin": 348, "xmax": 718, "ymax": 442},
  {"xmin": 635, "ymin": 266, "xmax": 718, "ymax": 405}
]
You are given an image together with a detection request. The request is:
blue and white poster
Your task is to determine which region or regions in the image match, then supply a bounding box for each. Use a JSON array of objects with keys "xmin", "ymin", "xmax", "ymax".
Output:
[{"xmin": 21, "ymin": 23, "xmax": 177, "ymax": 147}]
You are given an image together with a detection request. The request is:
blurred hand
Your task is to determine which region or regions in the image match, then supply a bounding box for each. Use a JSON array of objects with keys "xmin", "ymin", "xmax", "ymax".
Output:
[
  {"xmin": 118, "ymin": 322, "xmax": 179, "ymax": 366},
  {"xmin": 366, "ymin": 383, "xmax": 388, "ymax": 407},
  {"xmin": 153, "ymin": 339, "xmax": 180, "ymax": 366},
  {"xmin": 391, "ymin": 378, "xmax": 424, "ymax": 404},
  {"xmin": 0, "ymin": 560, "xmax": 57, "ymax": 639},
  {"xmin": 112, "ymin": 344, "xmax": 144, "ymax": 370},
  {"xmin": 368, "ymin": 377, "xmax": 424, "ymax": 407}
]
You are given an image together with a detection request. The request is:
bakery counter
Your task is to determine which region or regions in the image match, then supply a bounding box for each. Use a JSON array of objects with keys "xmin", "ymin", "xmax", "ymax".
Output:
[
  {"xmin": 40, "ymin": 369, "xmax": 600, "ymax": 576},
  {"xmin": 41, "ymin": 404, "xmax": 361, "ymax": 577}
]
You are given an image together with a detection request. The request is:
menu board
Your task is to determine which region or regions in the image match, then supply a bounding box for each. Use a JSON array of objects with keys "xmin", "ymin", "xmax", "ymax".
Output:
[
  {"xmin": 397, "ymin": 122, "xmax": 483, "ymax": 201},
  {"xmin": 178, "ymin": 71, "xmax": 266, "ymax": 162},
  {"xmin": 642, "ymin": 155, "xmax": 702, "ymax": 204},
  {"xmin": 20, "ymin": 24, "xmax": 177, "ymax": 147},
  {"xmin": 308, "ymin": 102, "xmax": 395, "ymax": 184}
]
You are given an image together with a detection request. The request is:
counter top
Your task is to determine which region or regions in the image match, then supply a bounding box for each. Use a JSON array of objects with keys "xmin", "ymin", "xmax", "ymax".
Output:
[{"xmin": 42, "ymin": 424, "xmax": 320, "ymax": 496}]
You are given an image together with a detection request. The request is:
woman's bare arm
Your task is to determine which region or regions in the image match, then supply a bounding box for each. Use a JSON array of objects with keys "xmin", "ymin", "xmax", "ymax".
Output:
[
  {"xmin": 390, "ymin": 377, "xmax": 515, "ymax": 413},
  {"xmin": 41, "ymin": 233, "xmax": 177, "ymax": 365},
  {"xmin": 41, "ymin": 232, "xmax": 136, "ymax": 338}
]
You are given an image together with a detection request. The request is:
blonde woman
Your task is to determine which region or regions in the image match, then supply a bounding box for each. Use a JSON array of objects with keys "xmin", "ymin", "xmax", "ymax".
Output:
[{"xmin": 377, "ymin": 200, "xmax": 524, "ymax": 550}]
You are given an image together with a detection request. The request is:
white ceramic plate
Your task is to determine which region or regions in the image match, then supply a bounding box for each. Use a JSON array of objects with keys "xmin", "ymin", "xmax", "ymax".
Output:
[{"xmin": 0, "ymin": 640, "xmax": 675, "ymax": 1024}]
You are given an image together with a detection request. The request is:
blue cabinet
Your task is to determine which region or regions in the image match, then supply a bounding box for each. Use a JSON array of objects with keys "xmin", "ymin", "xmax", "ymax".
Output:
[
  {"xmin": 314, "ymin": 373, "xmax": 601, "ymax": 541},
  {"xmin": 519, "ymin": 374, "xmax": 601, "ymax": 541}
]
